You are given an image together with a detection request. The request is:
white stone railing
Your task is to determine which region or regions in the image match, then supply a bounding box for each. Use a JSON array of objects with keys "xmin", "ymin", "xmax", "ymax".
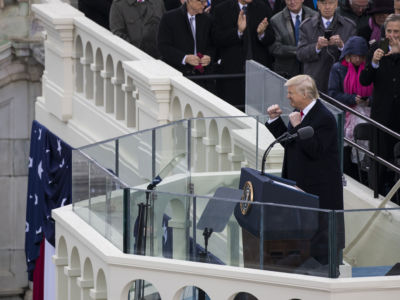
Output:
[
  {"xmin": 32, "ymin": 2, "xmax": 283, "ymax": 170},
  {"xmin": 53, "ymin": 204, "xmax": 400, "ymax": 300}
]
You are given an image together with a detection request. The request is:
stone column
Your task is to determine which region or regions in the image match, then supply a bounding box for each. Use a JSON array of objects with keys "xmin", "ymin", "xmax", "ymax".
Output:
[
  {"xmin": 53, "ymin": 255, "xmax": 68, "ymax": 300},
  {"xmin": 77, "ymin": 277, "xmax": 94, "ymax": 300},
  {"xmin": 91, "ymin": 63, "xmax": 103, "ymax": 106},
  {"xmin": 111, "ymin": 76, "xmax": 124, "ymax": 120},
  {"xmin": 64, "ymin": 266, "xmax": 81, "ymax": 300},
  {"xmin": 121, "ymin": 80, "xmax": 137, "ymax": 128}
]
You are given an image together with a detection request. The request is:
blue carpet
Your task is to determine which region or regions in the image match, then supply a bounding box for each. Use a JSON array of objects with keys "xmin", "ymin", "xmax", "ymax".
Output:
[{"xmin": 352, "ymin": 266, "xmax": 392, "ymax": 277}]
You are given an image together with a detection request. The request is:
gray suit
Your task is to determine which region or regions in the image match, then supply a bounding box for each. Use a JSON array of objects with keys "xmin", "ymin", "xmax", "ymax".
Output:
[
  {"xmin": 270, "ymin": 6, "xmax": 317, "ymax": 78},
  {"xmin": 296, "ymin": 13, "xmax": 356, "ymax": 92}
]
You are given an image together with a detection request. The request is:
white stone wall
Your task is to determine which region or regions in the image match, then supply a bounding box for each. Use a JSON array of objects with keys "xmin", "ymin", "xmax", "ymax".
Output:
[{"xmin": 0, "ymin": 42, "xmax": 42, "ymax": 299}]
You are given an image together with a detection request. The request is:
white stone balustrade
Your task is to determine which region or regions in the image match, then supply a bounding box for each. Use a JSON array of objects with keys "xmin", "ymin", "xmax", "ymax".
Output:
[
  {"xmin": 32, "ymin": 2, "xmax": 282, "ymax": 172},
  {"xmin": 53, "ymin": 204, "xmax": 400, "ymax": 300}
]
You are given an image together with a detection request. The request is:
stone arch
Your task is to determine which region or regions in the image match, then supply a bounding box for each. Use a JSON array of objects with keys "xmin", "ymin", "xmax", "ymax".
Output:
[
  {"xmin": 121, "ymin": 279, "xmax": 162, "ymax": 300},
  {"xmin": 70, "ymin": 247, "xmax": 81, "ymax": 269},
  {"xmin": 75, "ymin": 35, "xmax": 84, "ymax": 93},
  {"xmin": 218, "ymin": 127, "xmax": 232, "ymax": 171},
  {"xmin": 57, "ymin": 236, "xmax": 68, "ymax": 258},
  {"xmin": 208, "ymin": 119, "xmax": 219, "ymax": 145},
  {"xmin": 80, "ymin": 258, "xmax": 94, "ymax": 300},
  {"xmin": 104, "ymin": 55, "xmax": 115, "ymax": 113},
  {"xmin": 83, "ymin": 258, "xmax": 94, "ymax": 281},
  {"xmin": 69, "ymin": 247, "xmax": 81, "ymax": 300},
  {"xmin": 94, "ymin": 268, "xmax": 107, "ymax": 299},
  {"xmin": 94, "ymin": 48, "xmax": 104, "ymax": 106},
  {"xmin": 204, "ymin": 119, "xmax": 219, "ymax": 172},
  {"xmin": 168, "ymin": 198, "xmax": 186, "ymax": 260},
  {"xmin": 220, "ymin": 127, "xmax": 232, "ymax": 153},
  {"xmin": 115, "ymin": 61, "xmax": 125, "ymax": 120},
  {"xmin": 191, "ymin": 112, "xmax": 206, "ymax": 172},
  {"xmin": 171, "ymin": 96, "xmax": 182, "ymax": 121},
  {"xmin": 84, "ymin": 42, "xmax": 94, "ymax": 99},
  {"xmin": 183, "ymin": 104, "xmax": 193, "ymax": 119},
  {"xmin": 229, "ymin": 292, "xmax": 259, "ymax": 300},
  {"xmin": 55, "ymin": 236, "xmax": 68, "ymax": 299},
  {"xmin": 194, "ymin": 112, "xmax": 206, "ymax": 137},
  {"xmin": 173, "ymin": 285, "xmax": 211, "ymax": 300}
]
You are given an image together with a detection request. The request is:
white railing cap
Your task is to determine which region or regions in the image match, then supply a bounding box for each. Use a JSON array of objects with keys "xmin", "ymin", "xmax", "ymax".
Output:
[{"xmin": 32, "ymin": 3, "xmax": 83, "ymax": 26}]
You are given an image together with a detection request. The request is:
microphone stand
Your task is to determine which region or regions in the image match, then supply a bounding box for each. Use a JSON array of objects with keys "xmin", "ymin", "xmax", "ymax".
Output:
[{"xmin": 261, "ymin": 132, "xmax": 289, "ymax": 175}]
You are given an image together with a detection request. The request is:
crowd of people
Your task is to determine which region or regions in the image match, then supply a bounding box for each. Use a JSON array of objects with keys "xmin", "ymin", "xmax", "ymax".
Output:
[{"xmin": 78, "ymin": 0, "xmax": 400, "ymax": 196}]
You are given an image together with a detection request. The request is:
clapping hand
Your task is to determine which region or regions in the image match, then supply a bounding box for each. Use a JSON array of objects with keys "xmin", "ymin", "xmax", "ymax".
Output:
[
  {"xmin": 257, "ymin": 18, "xmax": 268, "ymax": 35},
  {"xmin": 237, "ymin": 9, "xmax": 247, "ymax": 34}
]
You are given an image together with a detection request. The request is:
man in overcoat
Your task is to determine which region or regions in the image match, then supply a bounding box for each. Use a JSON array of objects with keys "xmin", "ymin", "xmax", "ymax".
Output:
[
  {"xmin": 158, "ymin": 0, "xmax": 214, "ymax": 76},
  {"xmin": 110, "ymin": 0, "xmax": 165, "ymax": 58},
  {"xmin": 266, "ymin": 75, "xmax": 344, "ymax": 266},
  {"xmin": 296, "ymin": 0, "xmax": 356, "ymax": 92},
  {"xmin": 269, "ymin": 0, "xmax": 317, "ymax": 78}
]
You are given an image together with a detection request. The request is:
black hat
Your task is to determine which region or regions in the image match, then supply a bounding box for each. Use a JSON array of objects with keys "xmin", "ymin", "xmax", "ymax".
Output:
[{"xmin": 368, "ymin": 0, "xmax": 394, "ymax": 15}]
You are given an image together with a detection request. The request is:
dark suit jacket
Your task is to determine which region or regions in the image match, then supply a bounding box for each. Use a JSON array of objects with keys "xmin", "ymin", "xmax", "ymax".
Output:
[
  {"xmin": 158, "ymin": 4, "xmax": 215, "ymax": 75},
  {"xmin": 212, "ymin": 0, "xmax": 275, "ymax": 73},
  {"xmin": 266, "ymin": 100, "xmax": 343, "ymax": 210}
]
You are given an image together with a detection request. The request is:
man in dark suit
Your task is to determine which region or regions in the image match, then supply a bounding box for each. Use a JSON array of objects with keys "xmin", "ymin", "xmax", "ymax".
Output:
[
  {"xmin": 269, "ymin": 0, "xmax": 317, "ymax": 78},
  {"xmin": 266, "ymin": 75, "xmax": 343, "ymax": 266},
  {"xmin": 296, "ymin": 0, "xmax": 356, "ymax": 92},
  {"xmin": 158, "ymin": 0, "xmax": 215, "ymax": 90},
  {"xmin": 212, "ymin": 0, "xmax": 275, "ymax": 109}
]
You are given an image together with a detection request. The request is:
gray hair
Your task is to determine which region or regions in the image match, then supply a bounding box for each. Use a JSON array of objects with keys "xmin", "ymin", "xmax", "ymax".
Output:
[
  {"xmin": 285, "ymin": 75, "xmax": 319, "ymax": 99},
  {"xmin": 384, "ymin": 14, "xmax": 400, "ymax": 29}
]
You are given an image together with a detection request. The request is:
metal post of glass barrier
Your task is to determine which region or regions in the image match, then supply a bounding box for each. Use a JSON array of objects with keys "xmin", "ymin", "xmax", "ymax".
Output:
[
  {"xmin": 115, "ymin": 139, "xmax": 119, "ymax": 177},
  {"xmin": 123, "ymin": 188, "xmax": 131, "ymax": 253},
  {"xmin": 192, "ymin": 195, "xmax": 197, "ymax": 262},
  {"xmin": 328, "ymin": 210, "xmax": 338, "ymax": 278},
  {"xmin": 256, "ymin": 116, "xmax": 260, "ymax": 170},
  {"xmin": 149, "ymin": 129, "xmax": 156, "ymax": 256},
  {"xmin": 259, "ymin": 202, "xmax": 265, "ymax": 270}
]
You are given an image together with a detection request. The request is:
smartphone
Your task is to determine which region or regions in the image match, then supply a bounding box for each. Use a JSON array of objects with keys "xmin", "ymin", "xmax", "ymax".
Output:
[
  {"xmin": 324, "ymin": 29, "xmax": 333, "ymax": 40},
  {"xmin": 378, "ymin": 38, "xmax": 390, "ymax": 54}
]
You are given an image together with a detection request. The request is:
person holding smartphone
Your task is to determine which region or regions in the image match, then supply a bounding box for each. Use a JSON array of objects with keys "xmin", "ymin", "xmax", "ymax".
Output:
[
  {"xmin": 327, "ymin": 36, "xmax": 373, "ymax": 180},
  {"xmin": 360, "ymin": 13, "xmax": 400, "ymax": 195},
  {"xmin": 296, "ymin": 0, "xmax": 356, "ymax": 92}
]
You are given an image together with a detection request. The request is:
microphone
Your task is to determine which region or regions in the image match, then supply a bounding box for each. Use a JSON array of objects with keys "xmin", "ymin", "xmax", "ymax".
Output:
[
  {"xmin": 261, "ymin": 126, "xmax": 314, "ymax": 175},
  {"xmin": 279, "ymin": 126, "xmax": 314, "ymax": 143},
  {"xmin": 147, "ymin": 152, "xmax": 186, "ymax": 190}
]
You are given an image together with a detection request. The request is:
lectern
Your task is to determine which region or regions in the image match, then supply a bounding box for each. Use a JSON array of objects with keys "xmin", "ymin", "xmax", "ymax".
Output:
[{"xmin": 234, "ymin": 167, "xmax": 319, "ymax": 271}]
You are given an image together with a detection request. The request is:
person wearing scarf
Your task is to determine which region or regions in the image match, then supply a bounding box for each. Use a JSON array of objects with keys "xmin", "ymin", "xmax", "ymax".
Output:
[
  {"xmin": 358, "ymin": 0, "xmax": 394, "ymax": 45},
  {"xmin": 328, "ymin": 36, "xmax": 373, "ymax": 179}
]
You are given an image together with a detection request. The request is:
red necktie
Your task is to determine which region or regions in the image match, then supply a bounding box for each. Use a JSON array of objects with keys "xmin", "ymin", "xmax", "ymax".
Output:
[{"xmin": 300, "ymin": 110, "xmax": 304, "ymax": 118}]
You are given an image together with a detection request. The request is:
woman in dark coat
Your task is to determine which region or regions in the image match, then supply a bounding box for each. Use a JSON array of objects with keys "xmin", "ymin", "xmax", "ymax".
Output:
[
  {"xmin": 358, "ymin": 0, "xmax": 394, "ymax": 44},
  {"xmin": 328, "ymin": 36, "xmax": 373, "ymax": 179}
]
